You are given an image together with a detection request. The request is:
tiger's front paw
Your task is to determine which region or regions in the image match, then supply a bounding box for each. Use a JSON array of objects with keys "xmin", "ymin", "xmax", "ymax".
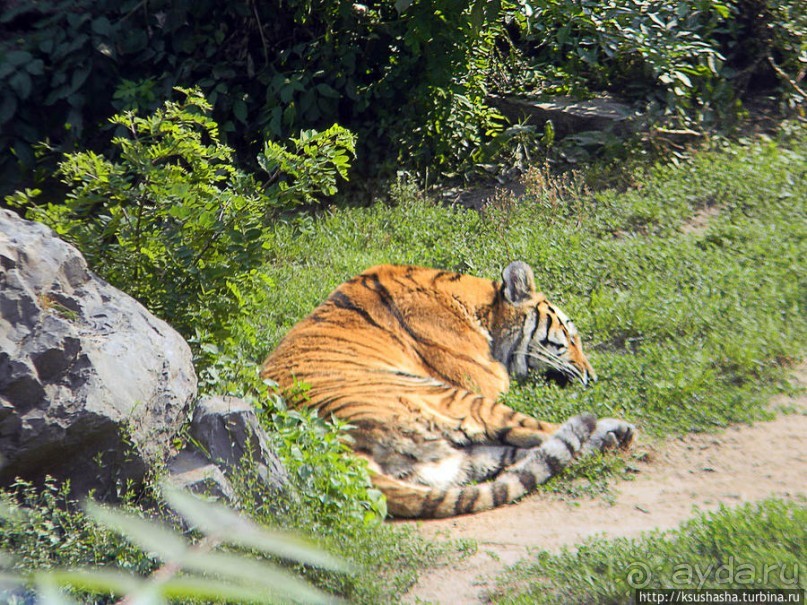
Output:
[{"xmin": 581, "ymin": 418, "xmax": 636, "ymax": 455}]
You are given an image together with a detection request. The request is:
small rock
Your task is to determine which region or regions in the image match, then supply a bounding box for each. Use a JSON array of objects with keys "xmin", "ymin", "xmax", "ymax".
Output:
[
  {"xmin": 166, "ymin": 449, "xmax": 236, "ymax": 501},
  {"xmin": 188, "ymin": 395, "xmax": 288, "ymax": 492}
]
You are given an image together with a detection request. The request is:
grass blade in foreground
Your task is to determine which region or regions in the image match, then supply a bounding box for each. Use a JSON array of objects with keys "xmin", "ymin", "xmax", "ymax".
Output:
[
  {"xmin": 44, "ymin": 491, "xmax": 349, "ymax": 604},
  {"xmin": 162, "ymin": 485, "xmax": 351, "ymax": 572}
]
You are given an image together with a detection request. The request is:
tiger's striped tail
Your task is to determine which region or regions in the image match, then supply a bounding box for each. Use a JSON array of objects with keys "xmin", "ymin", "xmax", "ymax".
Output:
[{"xmin": 375, "ymin": 414, "xmax": 597, "ymax": 519}]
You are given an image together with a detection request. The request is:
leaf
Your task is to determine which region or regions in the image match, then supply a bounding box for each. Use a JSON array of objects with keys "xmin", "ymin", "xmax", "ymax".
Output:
[
  {"xmin": 714, "ymin": 3, "xmax": 730, "ymax": 19},
  {"xmin": 470, "ymin": 0, "xmax": 486, "ymax": 35},
  {"xmin": 233, "ymin": 99, "xmax": 248, "ymax": 124},
  {"xmin": 36, "ymin": 568, "xmax": 145, "ymax": 597},
  {"xmin": 31, "ymin": 578, "xmax": 81, "ymax": 605},
  {"xmin": 178, "ymin": 549, "xmax": 338, "ymax": 604},
  {"xmin": 0, "ymin": 571, "xmax": 22, "ymax": 591},
  {"xmin": 91, "ymin": 17, "xmax": 113, "ymax": 37},
  {"xmin": 160, "ymin": 575, "xmax": 331, "ymax": 604},
  {"xmin": 675, "ymin": 71, "xmax": 692, "ymax": 88},
  {"xmin": 25, "ymin": 59, "xmax": 44, "ymax": 76},
  {"xmin": 3, "ymin": 50, "xmax": 33, "ymax": 67},
  {"xmin": 161, "ymin": 486, "xmax": 351, "ymax": 572},
  {"xmin": 0, "ymin": 93, "xmax": 18, "ymax": 125},
  {"xmin": 0, "ymin": 61, "xmax": 15, "ymax": 79},
  {"xmin": 69, "ymin": 65, "xmax": 92, "ymax": 95},
  {"xmin": 9, "ymin": 71, "xmax": 32, "ymax": 99},
  {"xmin": 316, "ymin": 83, "xmax": 340, "ymax": 99},
  {"xmin": 84, "ymin": 501, "xmax": 187, "ymax": 562}
]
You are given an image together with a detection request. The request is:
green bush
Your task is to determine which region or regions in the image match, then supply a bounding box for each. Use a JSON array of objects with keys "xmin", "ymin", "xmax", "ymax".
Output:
[
  {"xmin": 8, "ymin": 88, "xmax": 355, "ymax": 341},
  {"xmin": 511, "ymin": 1, "xmax": 734, "ymax": 121},
  {"xmin": 2, "ymin": 0, "xmax": 803, "ymax": 193},
  {"xmin": 0, "ymin": 481, "xmax": 350, "ymax": 604},
  {"xmin": 507, "ymin": 0, "xmax": 806, "ymax": 125},
  {"xmin": 0, "ymin": 0, "xmax": 507, "ymax": 192},
  {"xmin": 0, "ymin": 478, "xmax": 154, "ymax": 596},
  {"xmin": 0, "ymin": 469, "xmax": 438, "ymax": 604}
]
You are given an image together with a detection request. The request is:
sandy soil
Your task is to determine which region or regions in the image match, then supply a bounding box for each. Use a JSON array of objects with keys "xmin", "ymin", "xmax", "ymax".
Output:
[{"xmin": 403, "ymin": 366, "xmax": 807, "ymax": 604}]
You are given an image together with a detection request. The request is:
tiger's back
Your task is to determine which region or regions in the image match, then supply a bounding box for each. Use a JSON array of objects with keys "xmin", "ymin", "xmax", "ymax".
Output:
[{"xmin": 261, "ymin": 263, "xmax": 635, "ymax": 518}]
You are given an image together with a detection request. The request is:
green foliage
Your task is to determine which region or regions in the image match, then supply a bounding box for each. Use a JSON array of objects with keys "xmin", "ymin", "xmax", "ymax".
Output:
[
  {"xmin": 0, "ymin": 1, "xmax": 123, "ymax": 191},
  {"xmin": 264, "ymin": 404, "xmax": 388, "ymax": 525},
  {"xmin": 722, "ymin": 0, "xmax": 807, "ymax": 109},
  {"xmin": 0, "ymin": 0, "xmax": 509, "ymax": 192},
  {"xmin": 0, "ymin": 460, "xmax": 438, "ymax": 605},
  {"xmin": 0, "ymin": 482, "xmax": 349, "ymax": 604},
  {"xmin": 388, "ymin": 0, "xmax": 509, "ymax": 175},
  {"xmin": 0, "ymin": 478, "xmax": 151, "ymax": 576},
  {"xmin": 9, "ymin": 89, "xmax": 354, "ymax": 341},
  {"xmin": 507, "ymin": 0, "xmax": 806, "ymax": 126},
  {"xmin": 258, "ymin": 125, "xmax": 357, "ymax": 206},
  {"xmin": 490, "ymin": 499, "xmax": 806, "ymax": 603},
  {"xmin": 511, "ymin": 0, "xmax": 734, "ymax": 121},
  {"xmin": 223, "ymin": 453, "xmax": 450, "ymax": 605},
  {"xmin": 2, "ymin": 0, "xmax": 804, "ymax": 192},
  {"xmin": 0, "ymin": 467, "xmax": 437, "ymax": 605}
]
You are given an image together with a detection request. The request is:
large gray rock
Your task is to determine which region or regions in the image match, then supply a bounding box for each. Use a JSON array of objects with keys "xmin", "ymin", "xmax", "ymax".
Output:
[{"xmin": 0, "ymin": 208, "xmax": 197, "ymax": 499}]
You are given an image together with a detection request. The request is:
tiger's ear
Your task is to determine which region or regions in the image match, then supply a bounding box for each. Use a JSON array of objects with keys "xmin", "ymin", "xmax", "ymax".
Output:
[{"xmin": 502, "ymin": 261, "xmax": 536, "ymax": 305}]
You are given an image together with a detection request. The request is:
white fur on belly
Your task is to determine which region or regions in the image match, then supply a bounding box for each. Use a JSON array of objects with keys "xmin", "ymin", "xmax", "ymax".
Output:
[{"xmin": 415, "ymin": 453, "xmax": 466, "ymax": 489}]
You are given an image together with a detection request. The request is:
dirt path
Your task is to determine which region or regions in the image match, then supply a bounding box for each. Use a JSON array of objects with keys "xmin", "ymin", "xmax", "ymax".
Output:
[{"xmin": 403, "ymin": 367, "xmax": 807, "ymax": 604}]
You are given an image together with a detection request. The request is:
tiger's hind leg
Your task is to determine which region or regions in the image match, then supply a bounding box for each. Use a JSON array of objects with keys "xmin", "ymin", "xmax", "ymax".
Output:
[
  {"xmin": 353, "ymin": 420, "xmax": 535, "ymax": 490},
  {"xmin": 409, "ymin": 386, "xmax": 635, "ymax": 454},
  {"xmin": 398, "ymin": 386, "xmax": 563, "ymax": 449},
  {"xmin": 410, "ymin": 444, "xmax": 530, "ymax": 488},
  {"xmin": 416, "ymin": 416, "xmax": 637, "ymax": 490}
]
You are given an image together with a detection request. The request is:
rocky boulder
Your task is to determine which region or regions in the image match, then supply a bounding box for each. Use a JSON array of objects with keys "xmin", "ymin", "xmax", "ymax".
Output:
[{"xmin": 0, "ymin": 208, "xmax": 197, "ymax": 500}]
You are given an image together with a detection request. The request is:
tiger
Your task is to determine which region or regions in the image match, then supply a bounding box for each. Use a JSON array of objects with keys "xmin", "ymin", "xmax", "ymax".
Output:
[{"xmin": 260, "ymin": 261, "xmax": 635, "ymax": 518}]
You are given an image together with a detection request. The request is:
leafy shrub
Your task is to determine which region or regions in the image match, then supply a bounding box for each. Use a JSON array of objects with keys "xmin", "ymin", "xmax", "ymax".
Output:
[
  {"xmin": 264, "ymin": 400, "xmax": 388, "ymax": 525},
  {"xmin": 1, "ymin": 0, "xmax": 804, "ymax": 195},
  {"xmin": 0, "ymin": 0, "xmax": 509, "ymax": 193},
  {"xmin": 507, "ymin": 0, "xmax": 806, "ymax": 125},
  {"xmin": 9, "ymin": 88, "xmax": 354, "ymax": 341},
  {"xmin": 258, "ymin": 125, "xmax": 357, "ymax": 206},
  {"xmin": 721, "ymin": 0, "xmax": 807, "ymax": 109},
  {"xmin": 0, "ymin": 445, "xmax": 432, "ymax": 605},
  {"xmin": 0, "ymin": 478, "xmax": 154, "ymax": 604},
  {"xmin": 511, "ymin": 0, "xmax": 734, "ymax": 122}
]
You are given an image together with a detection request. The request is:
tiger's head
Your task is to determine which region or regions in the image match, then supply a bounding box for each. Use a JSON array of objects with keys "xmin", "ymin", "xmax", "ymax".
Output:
[{"xmin": 491, "ymin": 261, "xmax": 596, "ymax": 387}]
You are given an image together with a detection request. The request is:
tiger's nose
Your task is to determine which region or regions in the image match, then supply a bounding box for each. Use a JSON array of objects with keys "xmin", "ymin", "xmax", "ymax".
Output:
[{"xmin": 582, "ymin": 369, "xmax": 597, "ymax": 387}]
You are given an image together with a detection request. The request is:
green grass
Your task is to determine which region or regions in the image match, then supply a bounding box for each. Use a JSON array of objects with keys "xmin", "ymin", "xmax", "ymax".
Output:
[
  {"xmin": 489, "ymin": 498, "xmax": 806, "ymax": 604},
  {"xmin": 240, "ymin": 124, "xmax": 806, "ymax": 441}
]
